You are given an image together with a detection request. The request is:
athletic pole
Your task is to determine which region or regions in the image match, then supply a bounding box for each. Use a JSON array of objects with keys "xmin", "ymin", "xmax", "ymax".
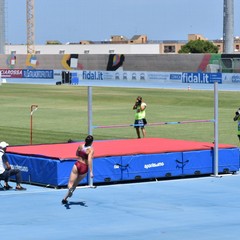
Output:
[{"xmin": 30, "ymin": 104, "xmax": 38, "ymax": 145}]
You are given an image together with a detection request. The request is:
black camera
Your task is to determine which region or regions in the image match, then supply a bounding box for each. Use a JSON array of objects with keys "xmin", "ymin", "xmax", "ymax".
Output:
[{"xmin": 136, "ymin": 96, "xmax": 142, "ymax": 105}]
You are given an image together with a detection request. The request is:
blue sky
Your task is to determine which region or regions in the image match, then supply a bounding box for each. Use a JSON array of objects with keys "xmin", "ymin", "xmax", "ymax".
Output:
[{"xmin": 6, "ymin": 0, "xmax": 240, "ymax": 44}]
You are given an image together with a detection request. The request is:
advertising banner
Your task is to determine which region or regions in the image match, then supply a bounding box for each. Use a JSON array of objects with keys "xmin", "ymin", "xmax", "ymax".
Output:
[
  {"xmin": 222, "ymin": 73, "xmax": 240, "ymax": 84},
  {"xmin": 182, "ymin": 72, "xmax": 222, "ymax": 84},
  {"xmin": 22, "ymin": 69, "xmax": 54, "ymax": 79},
  {"xmin": 79, "ymin": 70, "xmax": 181, "ymax": 82},
  {"xmin": 3, "ymin": 68, "xmax": 240, "ymax": 87},
  {"xmin": 72, "ymin": 70, "xmax": 226, "ymax": 85},
  {"xmin": 0, "ymin": 69, "xmax": 23, "ymax": 78}
]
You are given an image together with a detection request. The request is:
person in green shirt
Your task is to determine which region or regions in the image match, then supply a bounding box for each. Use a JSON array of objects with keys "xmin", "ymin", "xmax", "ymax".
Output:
[
  {"xmin": 233, "ymin": 108, "xmax": 240, "ymax": 142},
  {"xmin": 133, "ymin": 96, "xmax": 147, "ymax": 138}
]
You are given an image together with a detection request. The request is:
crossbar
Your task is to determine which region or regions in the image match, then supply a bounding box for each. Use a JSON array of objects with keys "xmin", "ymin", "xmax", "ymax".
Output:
[{"xmin": 93, "ymin": 119, "xmax": 214, "ymax": 129}]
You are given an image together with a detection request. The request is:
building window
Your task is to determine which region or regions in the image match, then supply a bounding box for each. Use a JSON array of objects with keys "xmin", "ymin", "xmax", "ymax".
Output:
[
  {"xmin": 109, "ymin": 50, "xmax": 114, "ymax": 53},
  {"xmin": 11, "ymin": 51, "xmax": 16, "ymax": 55},
  {"xmin": 35, "ymin": 50, "xmax": 41, "ymax": 54},
  {"xmin": 236, "ymin": 45, "xmax": 239, "ymax": 50},
  {"xmin": 164, "ymin": 45, "xmax": 176, "ymax": 53},
  {"xmin": 59, "ymin": 50, "xmax": 65, "ymax": 54},
  {"xmin": 84, "ymin": 50, "xmax": 90, "ymax": 54}
]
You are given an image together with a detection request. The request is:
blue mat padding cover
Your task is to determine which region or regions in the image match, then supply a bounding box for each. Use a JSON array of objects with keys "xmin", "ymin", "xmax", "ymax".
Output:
[{"xmin": 7, "ymin": 147, "xmax": 240, "ymax": 187}]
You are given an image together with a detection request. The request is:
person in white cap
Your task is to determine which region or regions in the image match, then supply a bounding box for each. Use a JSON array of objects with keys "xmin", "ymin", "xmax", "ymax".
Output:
[{"xmin": 0, "ymin": 141, "xmax": 26, "ymax": 190}]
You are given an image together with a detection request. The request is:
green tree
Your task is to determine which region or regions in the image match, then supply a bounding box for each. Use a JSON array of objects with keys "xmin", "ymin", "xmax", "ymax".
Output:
[{"xmin": 178, "ymin": 39, "xmax": 219, "ymax": 53}]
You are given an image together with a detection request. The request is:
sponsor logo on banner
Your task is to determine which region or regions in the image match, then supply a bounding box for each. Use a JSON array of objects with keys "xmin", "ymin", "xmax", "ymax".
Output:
[
  {"xmin": 170, "ymin": 74, "xmax": 182, "ymax": 80},
  {"xmin": 22, "ymin": 70, "xmax": 54, "ymax": 79},
  {"xmin": 83, "ymin": 71, "xmax": 104, "ymax": 80},
  {"xmin": 132, "ymin": 73, "xmax": 137, "ymax": 80},
  {"xmin": 182, "ymin": 72, "xmax": 222, "ymax": 84},
  {"xmin": 10, "ymin": 164, "xmax": 29, "ymax": 172},
  {"xmin": 232, "ymin": 75, "xmax": 240, "ymax": 83},
  {"xmin": 140, "ymin": 73, "xmax": 145, "ymax": 80},
  {"xmin": 0, "ymin": 69, "xmax": 23, "ymax": 78},
  {"xmin": 147, "ymin": 73, "xmax": 170, "ymax": 80},
  {"xmin": 114, "ymin": 164, "xmax": 120, "ymax": 169},
  {"xmin": 144, "ymin": 162, "xmax": 165, "ymax": 169}
]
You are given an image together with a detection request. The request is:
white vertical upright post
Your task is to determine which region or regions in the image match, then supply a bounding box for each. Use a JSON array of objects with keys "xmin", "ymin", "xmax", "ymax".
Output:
[
  {"xmin": 88, "ymin": 86, "xmax": 93, "ymax": 135},
  {"xmin": 214, "ymin": 81, "xmax": 219, "ymax": 176},
  {"xmin": 87, "ymin": 86, "xmax": 93, "ymax": 187}
]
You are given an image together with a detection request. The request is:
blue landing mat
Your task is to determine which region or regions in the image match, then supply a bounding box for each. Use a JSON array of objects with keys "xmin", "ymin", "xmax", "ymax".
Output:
[
  {"xmin": 7, "ymin": 147, "xmax": 240, "ymax": 186},
  {"xmin": 1, "ymin": 174, "xmax": 240, "ymax": 240}
]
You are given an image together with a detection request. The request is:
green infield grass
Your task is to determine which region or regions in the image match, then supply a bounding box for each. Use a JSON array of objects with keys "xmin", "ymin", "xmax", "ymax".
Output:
[{"xmin": 0, "ymin": 83, "xmax": 239, "ymax": 146}]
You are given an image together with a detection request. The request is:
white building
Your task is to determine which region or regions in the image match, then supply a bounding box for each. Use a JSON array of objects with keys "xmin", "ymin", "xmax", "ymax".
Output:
[{"xmin": 5, "ymin": 43, "xmax": 162, "ymax": 55}]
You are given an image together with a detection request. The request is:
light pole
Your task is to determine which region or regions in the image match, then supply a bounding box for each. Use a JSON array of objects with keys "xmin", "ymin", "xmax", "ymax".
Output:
[{"xmin": 223, "ymin": 0, "xmax": 234, "ymax": 53}]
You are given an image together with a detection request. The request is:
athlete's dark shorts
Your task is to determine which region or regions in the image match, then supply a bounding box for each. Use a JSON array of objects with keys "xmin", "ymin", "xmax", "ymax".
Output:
[{"xmin": 134, "ymin": 118, "xmax": 147, "ymax": 128}]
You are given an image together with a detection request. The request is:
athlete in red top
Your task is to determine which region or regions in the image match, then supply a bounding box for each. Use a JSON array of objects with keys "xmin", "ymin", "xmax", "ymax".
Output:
[{"xmin": 62, "ymin": 135, "xmax": 94, "ymax": 204}]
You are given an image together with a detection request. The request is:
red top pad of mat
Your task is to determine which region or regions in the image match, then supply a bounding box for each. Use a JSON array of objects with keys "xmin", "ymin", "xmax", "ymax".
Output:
[{"xmin": 6, "ymin": 138, "xmax": 236, "ymax": 160}]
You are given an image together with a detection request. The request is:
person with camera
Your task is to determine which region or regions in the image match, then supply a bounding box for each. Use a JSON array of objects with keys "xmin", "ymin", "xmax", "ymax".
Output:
[
  {"xmin": 233, "ymin": 108, "xmax": 240, "ymax": 142},
  {"xmin": 133, "ymin": 96, "xmax": 147, "ymax": 138}
]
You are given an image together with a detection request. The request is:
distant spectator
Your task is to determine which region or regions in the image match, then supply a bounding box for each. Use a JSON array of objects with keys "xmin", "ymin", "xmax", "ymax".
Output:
[{"xmin": 233, "ymin": 108, "xmax": 240, "ymax": 142}]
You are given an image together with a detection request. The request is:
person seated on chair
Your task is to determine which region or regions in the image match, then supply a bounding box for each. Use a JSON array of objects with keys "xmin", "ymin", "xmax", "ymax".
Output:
[{"xmin": 0, "ymin": 141, "xmax": 26, "ymax": 191}]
